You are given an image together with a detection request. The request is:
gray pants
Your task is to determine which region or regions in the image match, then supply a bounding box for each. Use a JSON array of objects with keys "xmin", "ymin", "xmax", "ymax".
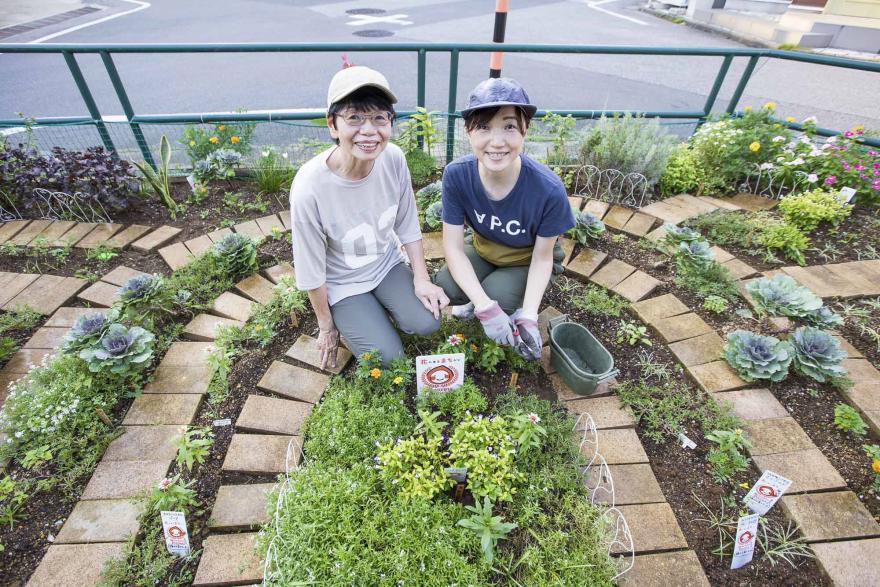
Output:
[
  {"xmin": 331, "ymin": 263, "xmax": 441, "ymax": 367},
  {"xmin": 433, "ymin": 242, "xmax": 565, "ymax": 314}
]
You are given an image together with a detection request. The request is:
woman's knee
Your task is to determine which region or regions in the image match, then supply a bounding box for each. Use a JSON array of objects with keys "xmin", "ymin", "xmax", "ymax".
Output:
[{"xmin": 400, "ymin": 312, "xmax": 441, "ymax": 337}]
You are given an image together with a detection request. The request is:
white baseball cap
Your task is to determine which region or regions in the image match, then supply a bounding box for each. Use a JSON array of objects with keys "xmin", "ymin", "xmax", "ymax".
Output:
[{"xmin": 326, "ymin": 66, "xmax": 398, "ymax": 110}]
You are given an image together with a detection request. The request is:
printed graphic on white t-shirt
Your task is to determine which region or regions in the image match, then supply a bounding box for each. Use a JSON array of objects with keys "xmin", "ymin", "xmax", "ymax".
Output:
[{"xmin": 341, "ymin": 204, "xmax": 398, "ymax": 268}]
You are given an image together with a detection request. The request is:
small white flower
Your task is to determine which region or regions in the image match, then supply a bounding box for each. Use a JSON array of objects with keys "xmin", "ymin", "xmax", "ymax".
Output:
[
  {"xmin": 282, "ymin": 152, "xmax": 289, "ymax": 159},
  {"xmin": 760, "ymin": 162, "xmax": 774, "ymax": 171},
  {"xmin": 772, "ymin": 136, "xmax": 785, "ymax": 143},
  {"xmin": 791, "ymin": 157, "xmax": 805, "ymax": 166},
  {"xmin": 808, "ymin": 174, "xmax": 819, "ymax": 183},
  {"xmin": 803, "ymin": 116, "xmax": 818, "ymax": 125}
]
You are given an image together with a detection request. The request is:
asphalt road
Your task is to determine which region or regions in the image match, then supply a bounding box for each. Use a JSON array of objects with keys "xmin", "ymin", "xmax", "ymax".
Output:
[{"xmin": 1, "ymin": 0, "xmax": 878, "ymax": 140}]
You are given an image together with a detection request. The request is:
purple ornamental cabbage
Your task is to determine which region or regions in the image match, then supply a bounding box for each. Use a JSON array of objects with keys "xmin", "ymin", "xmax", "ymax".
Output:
[
  {"xmin": 79, "ymin": 324, "xmax": 155, "ymax": 375},
  {"xmin": 723, "ymin": 329, "xmax": 793, "ymax": 382}
]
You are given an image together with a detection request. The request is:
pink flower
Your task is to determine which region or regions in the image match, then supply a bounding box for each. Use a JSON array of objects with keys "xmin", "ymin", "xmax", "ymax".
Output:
[
  {"xmin": 528, "ymin": 413, "xmax": 541, "ymax": 424},
  {"xmin": 856, "ymin": 163, "xmax": 865, "ymax": 171},
  {"xmin": 844, "ymin": 130, "xmax": 854, "ymax": 138},
  {"xmin": 873, "ymin": 180, "xmax": 880, "ymax": 190},
  {"xmin": 447, "ymin": 334, "xmax": 463, "ymax": 345},
  {"xmin": 159, "ymin": 478, "xmax": 172, "ymax": 491},
  {"xmin": 843, "ymin": 161, "xmax": 851, "ymax": 170},
  {"xmin": 825, "ymin": 176, "xmax": 837, "ymax": 185}
]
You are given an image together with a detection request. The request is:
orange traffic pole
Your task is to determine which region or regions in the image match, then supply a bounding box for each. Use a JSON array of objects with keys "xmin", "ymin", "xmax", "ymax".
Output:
[{"xmin": 490, "ymin": 0, "xmax": 508, "ymax": 78}]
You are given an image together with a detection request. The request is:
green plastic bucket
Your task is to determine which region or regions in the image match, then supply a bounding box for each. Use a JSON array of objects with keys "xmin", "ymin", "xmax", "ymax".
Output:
[{"xmin": 548, "ymin": 315, "xmax": 618, "ymax": 396}]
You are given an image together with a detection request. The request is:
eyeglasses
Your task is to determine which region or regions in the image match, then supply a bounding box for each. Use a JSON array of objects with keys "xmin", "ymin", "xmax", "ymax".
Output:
[{"xmin": 340, "ymin": 112, "xmax": 393, "ymax": 127}]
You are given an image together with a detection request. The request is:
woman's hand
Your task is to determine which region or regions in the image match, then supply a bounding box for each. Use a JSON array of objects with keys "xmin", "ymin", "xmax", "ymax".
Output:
[
  {"xmin": 316, "ymin": 326, "xmax": 339, "ymax": 370},
  {"xmin": 414, "ymin": 277, "xmax": 449, "ymax": 320}
]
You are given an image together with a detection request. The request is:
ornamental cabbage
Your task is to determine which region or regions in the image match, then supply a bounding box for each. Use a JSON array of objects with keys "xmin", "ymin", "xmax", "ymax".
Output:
[
  {"xmin": 119, "ymin": 273, "xmax": 163, "ymax": 303},
  {"xmin": 213, "ymin": 232, "xmax": 258, "ymax": 278},
  {"xmin": 425, "ymin": 200, "xmax": 443, "ymax": 230},
  {"xmin": 723, "ymin": 329, "xmax": 793, "ymax": 382},
  {"xmin": 745, "ymin": 274, "xmax": 822, "ymax": 318},
  {"xmin": 675, "ymin": 239, "xmax": 715, "ymax": 271},
  {"xmin": 803, "ymin": 305, "xmax": 844, "ymax": 330},
  {"xmin": 79, "ymin": 323, "xmax": 155, "ymax": 376},
  {"xmin": 789, "ymin": 326, "xmax": 848, "ymax": 382},
  {"xmin": 662, "ymin": 224, "xmax": 701, "ymax": 247},
  {"xmin": 63, "ymin": 310, "xmax": 116, "ymax": 353},
  {"xmin": 569, "ymin": 211, "xmax": 605, "ymax": 245}
]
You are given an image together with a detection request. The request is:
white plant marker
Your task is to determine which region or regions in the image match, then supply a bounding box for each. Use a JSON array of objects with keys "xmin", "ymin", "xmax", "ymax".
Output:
[
  {"xmin": 161, "ymin": 511, "xmax": 191, "ymax": 556},
  {"xmin": 744, "ymin": 470, "xmax": 792, "ymax": 515},
  {"xmin": 731, "ymin": 513, "xmax": 760, "ymax": 569}
]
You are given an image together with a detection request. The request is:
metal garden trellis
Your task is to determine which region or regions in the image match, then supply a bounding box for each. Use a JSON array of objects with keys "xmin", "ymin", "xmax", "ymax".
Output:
[{"xmin": 1, "ymin": 41, "xmax": 878, "ymax": 170}]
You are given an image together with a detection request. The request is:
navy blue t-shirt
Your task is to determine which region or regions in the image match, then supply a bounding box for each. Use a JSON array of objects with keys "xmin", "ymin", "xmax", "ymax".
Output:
[{"xmin": 441, "ymin": 154, "xmax": 574, "ymax": 248}]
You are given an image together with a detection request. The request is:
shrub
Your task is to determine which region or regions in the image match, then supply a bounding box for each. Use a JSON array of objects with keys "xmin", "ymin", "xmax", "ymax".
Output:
[
  {"xmin": 778, "ymin": 189, "xmax": 852, "ymax": 232},
  {"xmin": 723, "ymin": 330, "xmax": 793, "ymax": 382},
  {"xmin": 79, "ymin": 324, "xmax": 155, "ymax": 376},
  {"xmin": 675, "ymin": 258, "xmax": 740, "ymax": 302},
  {"xmin": 746, "ymin": 274, "xmax": 822, "ymax": 318},
  {"xmin": 685, "ymin": 209, "xmax": 761, "ymax": 249},
  {"xmin": 213, "ymin": 233, "xmax": 258, "ymax": 279},
  {"xmin": 706, "ymin": 428, "xmax": 752, "ymax": 483},
  {"xmin": 789, "ymin": 326, "xmax": 847, "ymax": 382},
  {"xmin": 376, "ymin": 434, "xmax": 453, "ymax": 500},
  {"xmin": 757, "ymin": 221, "xmax": 810, "ymax": 266},
  {"xmin": 405, "ymin": 149, "xmax": 436, "ymax": 186},
  {"xmin": 578, "ymin": 113, "xmax": 677, "ymax": 186},
  {"xmin": 259, "ymin": 464, "xmax": 488, "ymax": 586},
  {"xmin": 659, "ymin": 143, "xmax": 703, "ymax": 197},
  {"xmin": 702, "ymin": 295, "xmax": 729, "ymax": 314},
  {"xmin": 572, "ymin": 283, "xmax": 629, "ymax": 317},
  {"xmin": 0, "ymin": 145, "xmax": 138, "ymax": 210},
  {"xmin": 567, "ymin": 211, "xmax": 605, "ymax": 245},
  {"xmin": 252, "ymin": 147, "xmax": 296, "ymax": 195},
  {"xmin": 447, "ymin": 414, "xmax": 523, "ymax": 502}
]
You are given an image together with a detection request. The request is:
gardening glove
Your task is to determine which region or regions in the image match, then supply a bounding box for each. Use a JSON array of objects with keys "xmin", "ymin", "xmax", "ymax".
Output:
[
  {"xmin": 511, "ymin": 309, "xmax": 542, "ymax": 360},
  {"xmin": 474, "ymin": 301, "xmax": 516, "ymax": 347},
  {"xmin": 316, "ymin": 326, "xmax": 339, "ymax": 370}
]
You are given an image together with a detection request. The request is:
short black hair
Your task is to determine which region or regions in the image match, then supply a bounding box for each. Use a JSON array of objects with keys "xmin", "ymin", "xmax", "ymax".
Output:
[
  {"xmin": 463, "ymin": 105, "xmax": 530, "ymax": 135},
  {"xmin": 327, "ymin": 86, "xmax": 395, "ymax": 144}
]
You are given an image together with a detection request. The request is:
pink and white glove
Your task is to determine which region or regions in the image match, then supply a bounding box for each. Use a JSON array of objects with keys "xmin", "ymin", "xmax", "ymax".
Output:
[
  {"xmin": 511, "ymin": 309, "xmax": 541, "ymax": 360},
  {"xmin": 474, "ymin": 301, "xmax": 516, "ymax": 346}
]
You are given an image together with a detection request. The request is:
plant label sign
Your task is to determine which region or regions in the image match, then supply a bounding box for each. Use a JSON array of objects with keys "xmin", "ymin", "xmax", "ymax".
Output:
[
  {"xmin": 744, "ymin": 470, "xmax": 791, "ymax": 515},
  {"xmin": 160, "ymin": 510, "xmax": 191, "ymax": 556},
  {"xmin": 445, "ymin": 467, "xmax": 468, "ymax": 483},
  {"xmin": 416, "ymin": 353, "xmax": 465, "ymax": 394},
  {"xmin": 840, "ymin": 186, "xmax": 856, "ymax": 204},
  {"xmin": 731, "ymin": 513, "xmax": 760, "ymax": 569},
  {"xmin": 677, "ymin": 432, "xmax": 697, "ymax": 450}
]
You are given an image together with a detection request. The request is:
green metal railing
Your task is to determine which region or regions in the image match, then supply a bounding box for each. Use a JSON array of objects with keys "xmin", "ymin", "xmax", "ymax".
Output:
[{"xmin": 2, "ymin": 42, "xmax": 879, "ymax": 167}]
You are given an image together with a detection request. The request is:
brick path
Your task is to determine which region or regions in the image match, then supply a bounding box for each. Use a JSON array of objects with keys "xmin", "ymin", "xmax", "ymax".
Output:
[{"xmin": 0, "ymin": 219, "xmax": 179, "ymax": 252}]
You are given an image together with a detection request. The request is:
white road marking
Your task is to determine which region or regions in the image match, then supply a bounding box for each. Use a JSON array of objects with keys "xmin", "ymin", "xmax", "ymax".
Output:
[
  {"xmin": 579, "ymin": 0, "xmax": 650, "ymax": 26},
  {"xmin": 346, "ymin": 13, "xmax": 413, "ymax": 26},
  {"xmin": 28, "ymin": 0, "xmax": 151, "ymax": 44}
]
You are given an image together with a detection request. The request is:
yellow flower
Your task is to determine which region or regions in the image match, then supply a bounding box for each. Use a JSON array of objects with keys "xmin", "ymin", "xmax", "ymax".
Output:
[
  {"xmin": 853, "ymin": 124, "xmax": 865, "ymax": 132},
  {"xmin": 470, "ymin": 343, "xmax": 479, "ymax": 353},
  {"xmin": 763, "ymin": 101, "xmax": 776, "ymax": 110},
  {"xmin": 738, "ymin": 482, "xmax": 750, "ymax": 489},
  {"xmin": 393, "ymin": 376, "xmax": 403, "ymax": 385},
  {"xmin": 773, "ymin": 123, "xmax": 781, "ymax": 128},
  {"xmin": 189, "ymin": 140, "xmax": 196, "ymax": 146},
  {"xmin": 362, "ymin": 352, "xmax": 372, "ymax": 361},
  {"xmin": 749, "ymin": 142, "xmax": 761, "ymax": 152},
  {"xmin": 254, "ymin": 324, "xmax": 263, "ymax": 332},
  {"xmin": 218, "ymin": 124, "xmax": 226, "ymax": 131},
  {"xmin": 785, "ymin": 116, "xmax": 796, "ymax": 123},
  {"xmin": 370, "ymin": 367, "xmax": 381, "ymax": 379},
  {"xmin": 230, "ymin": 136, "xmax": 241, "ymax": 144},
  {"xmin": 743, "ymin": 106, "xmax": 753, "ymax": 112},
  {"xmin": 873, "ymin": 459, "xmax": 880, "ymax": 474},
  {"xmin": 209, "ymin": 136, "xmax": 219, "ymax": 144}
]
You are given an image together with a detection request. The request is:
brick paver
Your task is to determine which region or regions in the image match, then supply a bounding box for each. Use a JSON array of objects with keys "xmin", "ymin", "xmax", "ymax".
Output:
[
  {"xmin": 183, "ymin": 313, "xmax": 245, "ymax": 341},
  {"xmin": 233, "ymin": 219, "xmax": 264, "ymax": 239},
  {"xmin": 23, "ymin": 327, "xmax": 69, "ymax": 349},
  {"xmin": 619, "ymin": 550, "xmax": 710, "ymax": 587},
  {"xmin": 81, "ymin": 460, "xmax": 170, "ymax": 499},
  {"xmin": 551, "ymin": 372, "xmax": 617, "ymax": 401},
  {"xmin": 278, "ymin": 209, "xmax": 291, "ymax": 230},
  {"xmin": 824, "ymin": 261, "xmax": 880, "ymax": 296},
  {"xmin": 4, "ymin": 274, "xmax": 87, "ymax": 314},
  {"xmin": 11, "ymin": 219, "xmax": 51, "ymax": 245},
  {"xmin": 687, "ymin": 360, "xmax": 748, "ymax": 393},
  {"xmin": 102, "ymin": 425, "xmax": 183, "ymax": 462},
  {"xmin": 145, "ymin": 360, "xmax": 215, "ymax": 395},
  {"xmin": 286, "ymin": 334, "xmax": 352, "ymax": 375},
  {"xmin": 566, "ymin": 396, "xmax": 635, "ymax": 429},
  {"xmin": 638, "ymin": 198, "xmax": 696, "ymax": 225},
  {"xmin": 613, "ymin": 503, "xmax": 688, "ymax": 554},
  {"xmin": 810, "ymin": 538, "xmax": 880, "ymax": 587},
  {"xmin": 27, "ymin": 543, "xmax": 126, "ymax": 587},
  {"xmin": 0, "ymin": 220, "xmax": 31, "ymax": 242},
  {"xmin": 537, "ymin": 306, "xmax": 562, "ymax": 346},
  {"xmin": 0, "ymin": 273, "xmax": 39, "ymax": 307},
  {"xmin": 56, "ymin": 499, "xmax": 143, "ymax": 544},
  {"xmin": 100, "ymin": 265, "xmax": 147, "ymax": 287},
  {"xmin": 131, "ymin": 224, "xmax": 181, "ymax": 252},
  {"xmin": 710, "ymin": 246, "xmax": 734, "ymax": 264},
  {"xmin": 744, "ymin": 417, "xmax": 814, "ymax": 456},
  {"xmin": 75, "ymin": 223, "xmax": 124, "ymax": 248},
  {"xmin": 264, "ymin": 261, "xmax": 295, "ymax": 284},
  {"xmin": 104, "ymin": 224, "xmax": 152, "ymax": 249},
  {"xmin": 77, "ymin": 280, "xmax": 119, "ymax": 307},
  {"xmin": 44, "ymin": 306, "xmax": 94, "ymax": 327},
  {"xmin": 1, "ymin": 348, "xmax": 52, "ymax": 374},
  {"xmin": 727, "ymin": 192, "xmax": 778, "ymax": 211},
  {"xmin": 668, "ymin": 332, "xmax": 724, "ymax": 367},
  {"xmin": 710, "ymin": 388, "xmax": 789, "ymax": 421},
  {"xmin": 620, "ymin": 212, "xmax": 656, "ymax": 237},
  {"xmin": 222, "ymin": 434, "xmax": 302, "ymax": 475},
  {"xmin": 582, "ymin": 199, "xmax": 610, "ymax": 219},
  {"xmin": 701, "ymin": 196, "xmax": 742, "ymax": 211},
  {"xmin": 257, "ymin": 361, "xmax": 329, "ymax": 404},
  {"xmin": 780, "ymin": 491, "xmax": 880, "ymax": 542},
  {"xmin": 122, "ymin": 394, "xmax": 202, "ymax": 426},
  {"xmin": 208, "ymin": 483, "xmax": 275, "ymax": 530},
  {"xmin": 210, "ymin": 291, "xmax": 256, "ymax": 323},
  {"xmin": 677, "ymin": 194, "xmax": 723, "ymax": 215},
  {"xmin": 256, "ymin": 213, "xmax": 285, "ymax": 235},
  {"xmin": 603, "ymin": 205, "xmax": 634, "ymax": 230},
  {"xmin": 185, "ymin": 234, "xmax": 214, "ymax": 257},
  {"xmin": 721, "ymin": 257, "xmax": 758, "ymax": 280},
  {"xmin": 52, "ymin": 222, "xmax": 97, "ymax": 247},
  {"xmin": 583, "ymin": 428, "xmax": 649, "ymax": 464},
  {"xmin": 752, "ymin": 449, "xmax": 846, "ymax": 493},
  {"xmin": 422, "ymin": 231, "xmax": 444, "ymax": 261},
  {"xmin": 833, "ymin": 335, "xmax": 862, "ymax": 359},
  {"xmin": 558, "ymin": 236, "xmax": 575, "ymax": 265},
  {"xmin": 841, "ymin": 358, "xmax": 880, "ymax": 383},
  {"xmin": 630, "ymin": 294, "xmax": 690, "ymax": 325},
  {"xmin": 652, "ymin": 313, "xmax": 713, "ymax": 343},
  {"xmin": 236, "ymin": 395, "xmax": 312, "ymax": 436},
  {"xmin": 612, "ymin": 270, "xmax": 661, "ymax": 302},
  {"xmin": 159, "ymin": 242, "xmax": 193, "ymax": 270},
  {"xmin": 161, "ymin": 341, "xmax": 215, "ymax": 364},
  {"xmin": 589, "ymin": 258, "xmax": 636, "ymax": 289},
  {"xmin": 193, "ymin": 533, "xmax": 262, "ymax": 586},
  {"xmin": 565, "ymin": 248, "xmax": 607, "ymax": 280},
  {"xmin": 235, "ymin": 273, "xmax": 276, "ymax": 305},
  {"xmin": 587, "ymin": 463, "xmax": 665, "ymax": 505},
  {"xmin": 31, "ymin": 220, "xmax": 76, "ymax": 245}
]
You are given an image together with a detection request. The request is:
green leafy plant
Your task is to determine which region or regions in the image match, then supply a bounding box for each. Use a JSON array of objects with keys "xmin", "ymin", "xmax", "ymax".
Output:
[
  {"xmin": 415, "ymin": 180, "xmax": 441, "ymax": 226},
  {"xmin": 478, "ymin": 340, "xmax": 507, "ymax": 373},
  {"xmin": 195, "ymin": 149, "xmax": 243, "ymax": 182},
  {"xmin": 181, "ymin": 120, "xmax": 255, "ymax": 164},
  {"xmin": 758, "ymin": 221, "xmax": 810, "ymax": 266},
  {"xmin": 662, "ymin": 223, "xmax": 703, "ymax": 248},
  {"xmin": 417, "ymin": 379, "xmax": 487, "ymax": 424},
  {"xmin": 778, "ymin": 189, "xmax": 852, "ymax": 232},
  {"xmin": 98, "ymin": 528, "xmax": 195, "ymax": 587},
  {"xmin": 834, "ymin": 403, "xmax": 867, "ymax": 436},
  {"xmin": 354, "ymin": 351, "xmax": 413, "ymax": 390},
  {"xmin": 424, "ymin": 200, "xmax": 443, "ymax": 231},
  {"xmin": 567, "ymin": 210, "xmax": 605, "ymax": 245},
  {"xmin": 79, "ymin": 324, "xmax": 155, "ymax": 376},
  {"xmin": 252, "ymin": 147, "xmax": 296, "ymax": 195},
  {"xmin": 376, "ymin": 434, "xmax": 453, "ymax": 500},
  {"xmin": 396, "ymin": 108, "xmax": 439, "ymax": 185},
  {"xmin": 146, "ymin": 475, "xmax": 199, "ymax": 515},
  {"xmin": 789, "ymin": 326, "xmax": 848, "ymax": 382},
  {"xmin": 173, "ymin": 426, "xmax": 214, "ymax": 472},
  {"xmin": 746, "ymin": 274, "xmax": 823, "ymax": 318},
  {"xmin": 617, "ymin": 320, "xmax": 651, "ymax": 347},
  {"xmin": 675, "ymin": 239, "xmax": 715, "ymax": 271},
  {"xmin": 414, "ymin": 409, "xmax": 447, "ymax": 441},
  {"xmin": 86, "ymin": 244, "xmax": 120, "ymax": 263},
  {"xmin": 703, "ymin": 295, "xmax": 729, "ymax": 314},
  {"xmin": 705, "ymin": 429, "xmax": 752, "ymax": 484},
  {"xmin": 61, "ymin": 310, "xmax": 114, "ymax": 353},
  {"xmin": 448, "ymin": 414, "xmax": 523, "ymax": 502},
  {"xmin": 213, "ymin": 232, "xmax": 258, "ymax": 279},
  {"xmin": 541, "ymin": 111, "xmax": 577, "ymax": 165},
  {"xmin": 659, "ymin": 143, "xmax": 703, "ymax": 197},
  {"xmin": 510, "ymin": 412, "xmax": 547, "ymax": 456},
  {"xmin": 723, "ymin": 329, "xmax": 793, "ymax": 382},
  {"xmin": 572, "ymin": 283, "xmax": 629, "ymax": 317},
  {"xmin": 456, "ymin": 496, "xmax": 517, "ymax": 565},
  {"xmin": 132, "ymin": 135, "xmax": 179, "ymax": 218}
]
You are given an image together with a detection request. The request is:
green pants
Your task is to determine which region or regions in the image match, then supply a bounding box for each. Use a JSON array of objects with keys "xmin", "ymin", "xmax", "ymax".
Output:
[{"xmin": 433, "ymin": 242, "xmax": 565, "ymax": 314}]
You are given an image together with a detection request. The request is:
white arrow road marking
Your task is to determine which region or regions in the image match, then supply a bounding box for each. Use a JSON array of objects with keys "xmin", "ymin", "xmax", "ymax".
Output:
[
  {"xmin": 346, "ymin": 14, "xmax": 413, "ymax": 26},
  {"xmin": 579, "ymin": 0, "xmax": 650, "ymax": 26}
]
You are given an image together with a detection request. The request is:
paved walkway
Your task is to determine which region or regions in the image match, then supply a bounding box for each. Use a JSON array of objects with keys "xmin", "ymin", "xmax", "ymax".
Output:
[{"xmin": 0, "ymin": 219, "xmax": 180, "ymax": 252}]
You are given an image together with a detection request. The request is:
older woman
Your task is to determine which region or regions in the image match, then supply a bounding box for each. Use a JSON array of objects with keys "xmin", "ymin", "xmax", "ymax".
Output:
[{"xmin": 290, "ymin": 65, "xmax": 448, "ymax": 369}]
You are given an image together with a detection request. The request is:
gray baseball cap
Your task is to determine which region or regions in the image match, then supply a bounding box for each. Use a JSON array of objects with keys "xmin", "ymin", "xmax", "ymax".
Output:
[{"xmin": 460, "ymin": 77, "xmax": 537, "ymax": 118}]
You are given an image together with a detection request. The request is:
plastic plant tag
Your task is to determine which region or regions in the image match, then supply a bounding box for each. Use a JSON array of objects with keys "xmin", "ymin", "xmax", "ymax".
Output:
[
  {"xmin": 212, "ymin": 418, "xmax": 232, "ymax": 427},
  {"xmin": 416, "ymin": 353, "xmax": 464, "ymax": 395},
  {"xmin": 161, "ymin": 511, "xmax": 191, "ymax": 556},
  {"xmin": 731, "ymin": 513, "xmax": 760, "ymax": 569},
  {"xmin": 445, "ymin": 467, "xmax": 467, "ymax": 483},
  {"xmin": 678, "ymin": 432, "xmax": 696, "ymax": 450},
  {"xmin": 744, "ymin": 470, "xmax": 792, "ymax": 515},
  {"xmin": 839, "ymin": 186, "xmax": 856, "ymax": 204}
]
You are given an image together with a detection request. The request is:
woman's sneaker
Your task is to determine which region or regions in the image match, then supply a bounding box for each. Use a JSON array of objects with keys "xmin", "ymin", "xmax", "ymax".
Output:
[{"xmin": 451, "ymin": 302, "xmax": 475, "ymax": 320}]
